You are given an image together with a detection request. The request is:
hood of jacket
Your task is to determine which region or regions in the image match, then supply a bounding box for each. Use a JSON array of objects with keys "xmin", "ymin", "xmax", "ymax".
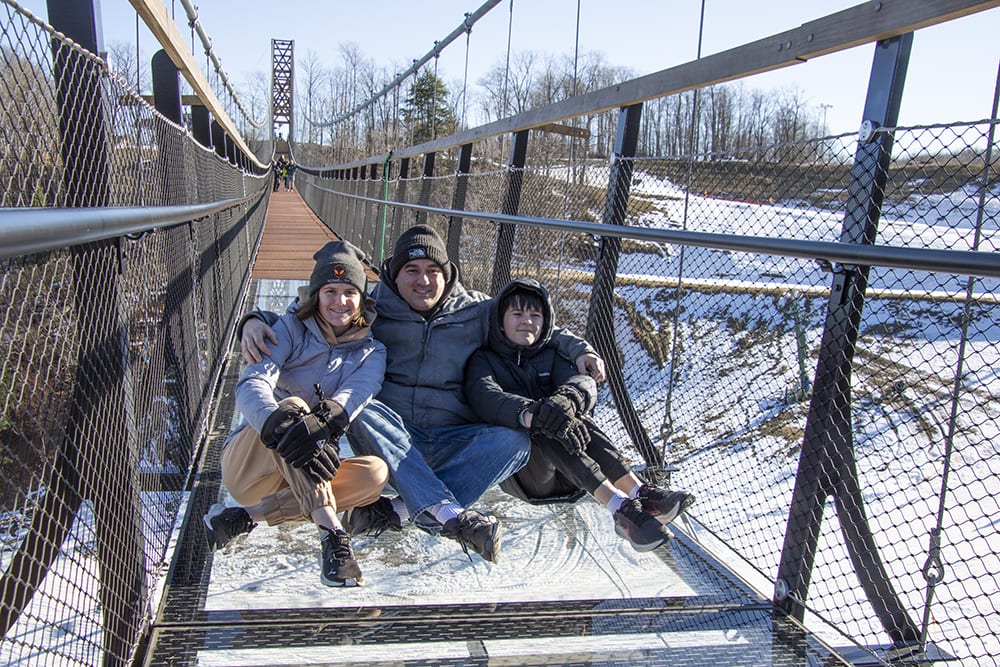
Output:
[{"xmin": 488, "ymin": 277, "xmax": 555, "ymax": 362}]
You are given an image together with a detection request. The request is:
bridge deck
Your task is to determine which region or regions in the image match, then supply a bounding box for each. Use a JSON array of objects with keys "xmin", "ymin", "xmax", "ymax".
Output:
[
  {"xmin": 252, "ymin": 188, "xmax": 338, "ymax": 280},
  {"xmin": 142, "ymin": 195, "xmax": 852, "ymax": 666}
]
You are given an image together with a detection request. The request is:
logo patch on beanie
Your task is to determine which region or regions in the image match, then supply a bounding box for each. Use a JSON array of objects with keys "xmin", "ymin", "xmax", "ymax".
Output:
[
  {"xmin": 330, "ymin": 263, "xmax": 347, "ymax": 281},
  {"xmin": 407, "ymin": 247, "xmax": 429, "ymax": 260}
]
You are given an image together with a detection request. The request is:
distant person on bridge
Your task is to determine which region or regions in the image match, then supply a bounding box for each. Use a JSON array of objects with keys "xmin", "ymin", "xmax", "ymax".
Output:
[
  {"xmin": 272, "ymin": 157, "xmax": 283, "ymax": 192},
  {"xmin": 205, "ymin": 240, "xmax": 389, "ymax": 588},
  {"xmin": 240, "ymin": 224, "xmax": 606, "ymax": 564},
  {"xmin": 285, "ymin": 160, "xmax": 296, "ymax": 191},
  {"xmin": 464, "ymin": 278, "xmax": 695, "ymax": 552}
]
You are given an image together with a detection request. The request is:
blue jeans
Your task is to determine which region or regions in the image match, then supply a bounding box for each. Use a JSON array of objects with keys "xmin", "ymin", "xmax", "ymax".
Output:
[{"xmin": 347, "ymin": 400, "xmax": 530, "ymax": 521}]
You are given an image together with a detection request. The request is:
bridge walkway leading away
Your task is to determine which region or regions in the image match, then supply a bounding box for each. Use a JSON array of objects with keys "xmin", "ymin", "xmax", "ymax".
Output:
[{"xmin": 142, "ymin": 192, "xmax": 859, "ymax": 666}]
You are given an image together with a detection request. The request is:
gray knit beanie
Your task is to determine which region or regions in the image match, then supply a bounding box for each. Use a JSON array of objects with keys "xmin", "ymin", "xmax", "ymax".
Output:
[
  {"xmin": 387, "ymin": 224, "xmax": 452, "ymax": 282},
  {"xmin": 309, "ymin": 240, "xmax": 368, "ymax": 296}
]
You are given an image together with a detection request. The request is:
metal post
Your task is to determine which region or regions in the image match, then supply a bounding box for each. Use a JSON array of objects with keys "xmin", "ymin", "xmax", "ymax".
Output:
[
  {"xmin": 416, "ymin": 152, "xmax": 436, "ymax": 226},
  {"xmin": 29, "ymin": 3, "xmax": 145, "ymax": 665},
  {"xmin": 211, "ymin": 119, "xmax": 226, "ymax": 159},
  {"xmin": 392, "ymin": 157, "xmax": 411, "ymax": 243},
  {"xmin": 585, "ymin": 103, "xmax": 665, "ymax": 474},
  {"xmin": 447, "ymin": 143, "xmax": 474, "ymax": 277},
  {"xmin": 191, "ymin": 105, "xmax": 212, "ymax": 149},
  {"xmin": 491, "ymin": 130, "xmax": 527, "ymax": 294},
  {"xmin": 775, "ymin": 34, "xmax": 920, "ymax": 648}
]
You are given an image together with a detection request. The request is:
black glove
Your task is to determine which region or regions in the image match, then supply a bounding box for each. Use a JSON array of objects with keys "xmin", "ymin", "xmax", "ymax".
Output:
[
  {"xmin": 260, "ymin": 402, "xmax": 305, "ymax": 448},
  {"xmin": 553, "ymin": 385, "xmax": 589, "ymax": 415},
  {"xmin": 275, "ymin": 411, "xmax": 332, "ymax": 468},
  {"xmin": 274, "ymin": 398, "xmax": 351, "ymax": 469},
  {"xmin": 534, "ymin": 394, "xmax": 577, "ymax": 436},
  {"xmin": 312, "ymin": 399, "xmax": 350, "ymax": 442},
  {"xmin": 301, "ymin": 440, "xmax": 341, "ymax": 483},
  {"xmin": 555, "ymin": 417, "xmax": 589, "ymax": 455}
]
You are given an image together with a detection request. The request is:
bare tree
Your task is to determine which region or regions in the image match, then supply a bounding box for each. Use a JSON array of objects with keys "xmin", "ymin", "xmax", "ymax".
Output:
[{"xmin": 106, "ymin": 40, "xmax": 150, "ymax": 94}]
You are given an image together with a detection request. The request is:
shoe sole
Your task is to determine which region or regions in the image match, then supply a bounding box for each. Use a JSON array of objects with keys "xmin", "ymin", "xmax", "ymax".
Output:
[
  {"xmin": 482, "ymin": 520, "xmax": 502, "ymax": 563},
  {"xmin": 321, "ymin": 574, "xmax": 364, "ymax": 587},
  {"xmin": 614, "ymin": 524, "xmax": 668, "ymax": 552},
  {"xmin": 203, "ymin": 503, "xmax": 225, "ymax": 551},
  {"xmin": 649, "ymin": 493, "xmax": 695, "ymax": 526}
]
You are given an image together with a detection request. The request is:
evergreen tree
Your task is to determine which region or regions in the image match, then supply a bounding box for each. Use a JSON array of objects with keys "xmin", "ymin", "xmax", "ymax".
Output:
[{"xmin": 401, "ymin": 71, "xmax": 455, "ymax": 144}]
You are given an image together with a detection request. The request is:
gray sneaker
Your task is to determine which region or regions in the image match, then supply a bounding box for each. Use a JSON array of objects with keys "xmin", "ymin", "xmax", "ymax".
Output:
[
  {"xmin": 636, "ymin": 486, "xmax": 695, "ymax": 525},
  {"xmin": 345, "ymin": 496, "xmax": 402, "ymax": 538},
  {"xmin": 320, "ymin": 527, "xmax": 363, "ymax": 587},
  {"xmin": 203, "ymin": 503, "xmax": 256, "ymax": 551},
  {"xmin": 614, "ymin": 498, "xmax": 671, "ymax": 552},
  {"xmin": 441, "ymin": 510, "xmax": 502, "ymax": 563}
]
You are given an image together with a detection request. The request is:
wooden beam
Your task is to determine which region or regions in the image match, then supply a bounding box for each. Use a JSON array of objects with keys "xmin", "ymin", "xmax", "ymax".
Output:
[
  {"xmin": 128, "ymin": 0, "xmax": 266, "ymax": 169},
  {"xmin": 536, "ymin": 123, "xmax": 590, "ymax": 139},
  {"xmin": 141, "ymin": 94, "xmax": 206, "ymax": 106}
]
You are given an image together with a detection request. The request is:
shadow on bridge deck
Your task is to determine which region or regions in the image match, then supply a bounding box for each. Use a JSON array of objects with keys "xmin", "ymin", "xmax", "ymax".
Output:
[{"xmin": 142, "ymin": 231, "xmax": 852, "ymax": 665}]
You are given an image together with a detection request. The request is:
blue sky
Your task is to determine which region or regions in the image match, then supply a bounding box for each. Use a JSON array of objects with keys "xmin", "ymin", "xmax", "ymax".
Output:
[{"xmin": 18, "ymin": 0, "xmax": 1000, "ymax": 134}]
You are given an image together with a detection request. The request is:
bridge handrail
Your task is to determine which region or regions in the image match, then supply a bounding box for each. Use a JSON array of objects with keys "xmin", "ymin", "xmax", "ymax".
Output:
[
  {"xmin": 313, "ymin": 185, "xmax": 1000, "ymax": 281},
  {"xmin": 0, "ymin": 191, "xmax": 265, "ymax": 259}
]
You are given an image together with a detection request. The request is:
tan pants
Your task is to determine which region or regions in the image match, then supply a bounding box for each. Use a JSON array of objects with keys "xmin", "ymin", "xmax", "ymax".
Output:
[{"xmin": 221, "ymin": 399, "xmax": 388, "ymax": 525}]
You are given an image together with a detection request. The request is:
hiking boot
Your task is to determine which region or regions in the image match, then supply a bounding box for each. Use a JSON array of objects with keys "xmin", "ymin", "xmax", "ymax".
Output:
[
  {"xmin": 637, "ymin": 485, "xmax": 695, "ymax": 525},
  {"xmin": 345, "ymin": 496, "xmax": 403, "ymax": 538},
  {"xmin": 441, "ymin": 510, "xmax": 502, "ymax": 563},
  {"xmin": 320, "ymin": 527, "xmax": 364, "ymax": 587},
  {"xmin": 614, "ymin": 498, "xmax": 671, "ymax": 552},
  {"xmin": 204, "ymin": 503, "xmax": 257, "ymax": 551}
]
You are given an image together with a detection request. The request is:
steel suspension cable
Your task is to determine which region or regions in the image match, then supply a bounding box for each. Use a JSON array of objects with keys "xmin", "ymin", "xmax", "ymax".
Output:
[
  {"xmin": 306, "ymin": 0, "xmax": 500, "ymax": 130},
  {"xmin": 499, "ymin": 0, "xmax": 514, "ymax": 165},
  {"xmin": 177, "ymin": 0, "xmax": 266, "ymax": 129},
  {"xmin": 919, "ymin": 56, "xmax": 1000, "ymax": 646},
  {"xmin": 661, "ymin": 0, "xmax": 707, "ymax": 467}
]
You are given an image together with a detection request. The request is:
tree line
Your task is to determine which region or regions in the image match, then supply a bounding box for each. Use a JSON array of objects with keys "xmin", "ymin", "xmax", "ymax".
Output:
[{"xmin": 101, "ymin": 39, "xmax": 835, "ymax": 167}]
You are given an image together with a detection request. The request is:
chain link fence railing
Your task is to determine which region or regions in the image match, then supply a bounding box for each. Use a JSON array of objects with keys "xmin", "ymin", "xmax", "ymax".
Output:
[
  {"xmin": 297, "ymin": 114, "xmax": 998, "ymax": 665},
  {"xmin": 1, "ymin": 3, "xmax": 269, "ymax": 665}
]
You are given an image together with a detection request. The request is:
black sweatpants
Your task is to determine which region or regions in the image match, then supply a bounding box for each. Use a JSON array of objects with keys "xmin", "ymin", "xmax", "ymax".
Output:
[{"xmin": 514, "ymin": 419, "xmax": 631, "ymax": 500}]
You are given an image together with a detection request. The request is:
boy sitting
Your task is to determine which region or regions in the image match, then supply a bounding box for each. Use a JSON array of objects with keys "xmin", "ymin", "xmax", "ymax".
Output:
[{"xmin": 464, "ymin": 277, "xmax": 694, "ymax": 551}]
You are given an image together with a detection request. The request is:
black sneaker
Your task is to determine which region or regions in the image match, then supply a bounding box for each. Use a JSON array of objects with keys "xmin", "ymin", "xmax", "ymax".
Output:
[
  {"xmin": 320, "ymin": 527, "xmax": 364, "ymax": 587},
  {"xmin": 344, "ymin": 496, "xmax": 403, "ymax": 538},
  {"xmin": 204, "ymin": 503, "xmax": 257, "ymax": 551},
  {"xmin": 441, "ymin": 510, "xmax": 502, "ymax": 563},
  {"xmin": 614, "ymin": 498, "xmax": 671, "ymax": 552},
  {"xmin": 637, "ymin": 485, "xmax": 695, "ymax": 525}
]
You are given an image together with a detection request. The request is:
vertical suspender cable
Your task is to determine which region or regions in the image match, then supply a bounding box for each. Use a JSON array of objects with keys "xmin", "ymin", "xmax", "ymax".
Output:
[
  {"xmin": 461, "ymin": 14, "xmax": 472, "ymax": 129},
  {"xmin": 499, "ymin": 0, "xmax": 514, "ymax": 164},
  {"xmin": 661, "ymin": 0, "xmax": 706, "ymax": 459},
  {"xmin": 919, "ymin": 57, "xmax": 1000, "ymax": 645},
  {"xmin": 554, "ymin": 0, "xmax": 582, "ymax": 310}
]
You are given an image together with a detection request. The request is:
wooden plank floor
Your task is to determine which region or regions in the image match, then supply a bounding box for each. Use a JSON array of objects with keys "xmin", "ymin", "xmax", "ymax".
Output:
[{"xmin": 251, "ymin": 188, "xmax": 339, "ymax": 280}]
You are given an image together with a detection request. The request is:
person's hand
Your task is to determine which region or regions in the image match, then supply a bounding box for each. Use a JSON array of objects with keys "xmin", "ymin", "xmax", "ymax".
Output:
[
  {"xmin": 536, "ymin": 393, "xmax": 577, "ymax": 429},
  {"xmin": 301, "ymin": 441, "xmax": 341, "ymax": 483},
  {"xmin": 312, "ymin": 399, "xmax": 350, "ymax": 442},
  {"xmin": 576, "ymin": 352, "xmax": 606, "ymax": 383},
  {"xmin": 241, "ymin": 318, "xmax": 279, "ymax": 364},
  {"xmin": 555, "ymin": 417, "xmax": 589, "ymax": 455},
  {"xmin": 532, "ymin": 394, "xmax": 576, "ymax": 442},
  {"xmin": 275, "ymin": 412, "xmax": 332, "ymax": 467},
  {"xmin": 260, "ymin": 402, "xmax": 304, "ymax": 448}
]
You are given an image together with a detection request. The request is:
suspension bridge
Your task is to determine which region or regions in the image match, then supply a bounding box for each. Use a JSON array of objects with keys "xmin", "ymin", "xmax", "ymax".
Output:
[{"xmin": 2, "ymin": 1, "xmax": 1000, "ymax": 665}]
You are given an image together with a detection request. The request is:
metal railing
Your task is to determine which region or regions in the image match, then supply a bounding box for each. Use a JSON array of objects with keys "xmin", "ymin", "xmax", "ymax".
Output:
[
  {"xmin": 0, "ymin": 2, "xmax": 269, "ymax": 665},
  {"xmin": 2, "ymin": 0, "xmax": 999, "ymax": 666},
  {"xmin": 291, "ymin": 5, "xmax": 1000, "ymax": 662},
  {"xmin": 298, "ymin": 116, "xmax": 999, "ymax": 666}
]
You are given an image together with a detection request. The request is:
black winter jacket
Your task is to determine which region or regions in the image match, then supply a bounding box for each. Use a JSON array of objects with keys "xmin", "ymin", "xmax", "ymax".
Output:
[{"xmin": 464, "ymin": 278, "xmax": 596, "ymax": 434}]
